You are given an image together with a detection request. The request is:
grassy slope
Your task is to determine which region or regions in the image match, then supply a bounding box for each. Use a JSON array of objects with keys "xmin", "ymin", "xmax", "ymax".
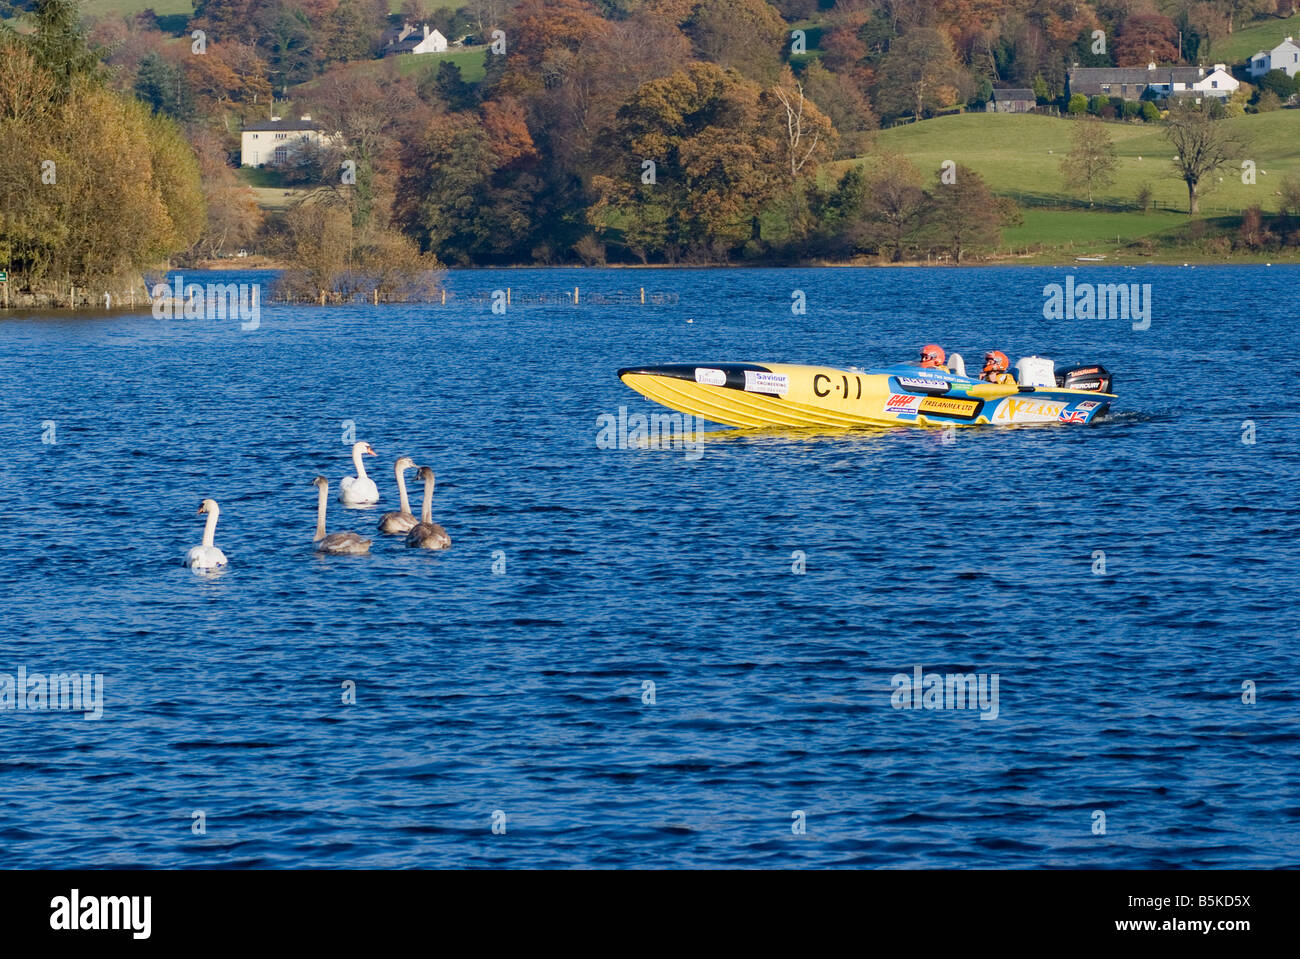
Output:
[
  {"xmin": 78, "ymin": 0, "xmax": 193, "ymax": 19},
  {"xmin": 1211, "ymin": 14, "xmax": 1300, "ymax": 64},
  {"xmin": 867, "ymin": 111, "xmax": 1300, "ymax": 258},
  {"xmin": 75, "ymin": 0, "xmax": 461, "ymax": 20},
  {"xmin": 874, "ymin": 111, "xmax": 1300, "ymax": 214}
]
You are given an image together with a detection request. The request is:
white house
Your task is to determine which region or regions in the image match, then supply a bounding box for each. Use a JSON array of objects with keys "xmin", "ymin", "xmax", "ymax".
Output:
[
  {"xmin": 1069, "ymin": 62, "xmax": 1238, "ymax": 101},
  {"xmin": 1249, "ymin": 37, "xmax": 1300, "ymax": 78},
  {"xmin": 1190, "ymin": 64, "xmax": 1239, "ymax": 96},
  {"xmin": 382, "ymin": 24, "xmax": 447, "ymax": 56},
  {"xmin": 239, "ymin": 116, "xmax": 334, "ymax": 168}
]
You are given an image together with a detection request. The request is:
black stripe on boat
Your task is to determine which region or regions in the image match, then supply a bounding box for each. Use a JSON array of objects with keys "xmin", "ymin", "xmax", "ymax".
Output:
[{"xmin": 616, "ymin": 363, "xmax": 775, "ymax": 392}]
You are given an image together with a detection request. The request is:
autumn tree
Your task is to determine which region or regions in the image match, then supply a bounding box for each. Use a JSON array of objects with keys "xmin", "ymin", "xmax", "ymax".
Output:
[
  {"xmin": 875, "ymin": 27, "xmax": 967, "ymax": 122},
  {"xmin": 588, "ymin": 62, "xmax": 793, "ymax": 260},
  {"xmin": 1060, "ymin": 116, "xmax": 1118, "ymax": 206},
  {"xmin": 802, "ymin": 60, "xmax": 877, "ymax": 158},
  {"xmin": 684, "ymin": 0, "xmax": 787, "ymax": 84},
  {"xmin": 1114, "ymin": 14, "xmax": 1180, "ymax": 65},
  {"xmin": 0, "ymin": 14, "xmax": 203, "ymax": 289},
  {"xmin": 849, "ymin": 157, "xmax": 928, "ymax": 261},
  {"xmin": 188, "ymin": 129, "xmax": 263, "ymax": 259},
  {"xmin": 1164, "ymin": 101, "xmax": 1249, "ymax": 213},
  {"xmin": 925, "ymin": 163, "xmax": 1002, "ymax": 262},
  {"xmin": 394, "ymin": 98, "xmax": 542, "ymax": 263}
]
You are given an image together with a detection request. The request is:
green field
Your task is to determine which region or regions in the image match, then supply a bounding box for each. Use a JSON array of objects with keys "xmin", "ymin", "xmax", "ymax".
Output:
[
  {"xmin": 78, "ymin": 0, "xmax": 194, "ymax": 20},
  {"xmin": 863, "ymin": 110, "xmax": 1300, "ymax": 258},
  {"xmin": 75, "ymin": 0, "xmax": 462, "ymax": 21},
  {"xmin": 1210, "ymin": 14, "xmax": 1300, "ymax": 65},
  {"xmin": 873, "ymin": 111, "xmax": 1300, "ymax": 214},
  {"xmin": 290, "ymin": 46, "xmax": 488, "ymax": 92},
  {"xmin": 387, "ymin": 46, "xmax": 487, "ymax": 81}
]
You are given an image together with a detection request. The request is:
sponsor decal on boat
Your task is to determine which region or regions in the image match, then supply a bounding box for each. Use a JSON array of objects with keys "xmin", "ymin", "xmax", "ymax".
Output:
[
  {"xmin": 1076, "ymin": 401, "xmax": 1101, "ymax": 411},
  {"xmin": 1059, "ymin": 409, "xmax": 1089, "ymax": 423},
  {"xmin": 896, "ymin": 376, "xmax": 950, "ymax": 392},
  {"xmin": 884, "ymin": 393, "xmax": 922, "ymax": 414},
  {"xmin": 918, "ymin": 396, "xmax": 979, "ymax": 417},
  {"xmin": 694, "ymin": 367, "xmax": 726, "ymax": 386},
  {"xmin": 1068, "ymin": 380, "xmax": 1102, "ymax": 391},
  {"xmin": 743, "ymin": 370, "xmax": 789, "ymax": 396},
  {"xmin": 993, "ymin": 397, "xmax": 1067, "ymax": 424}
]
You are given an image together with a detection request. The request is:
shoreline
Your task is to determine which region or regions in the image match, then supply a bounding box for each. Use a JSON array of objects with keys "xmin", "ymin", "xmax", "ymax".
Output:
[
  {"xmin": 4, "ymin": 256, "xmax": 1295, "ymax": 313},
  {"xmin": 186, "ymin": 255, "xmax": 1299, "ymax": 271}
]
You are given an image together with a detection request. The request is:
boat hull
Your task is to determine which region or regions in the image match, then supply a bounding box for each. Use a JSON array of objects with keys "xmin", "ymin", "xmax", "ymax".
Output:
[{"xmin": 617, "ymin": 362, "xmax": 1115, "ymax": 429}]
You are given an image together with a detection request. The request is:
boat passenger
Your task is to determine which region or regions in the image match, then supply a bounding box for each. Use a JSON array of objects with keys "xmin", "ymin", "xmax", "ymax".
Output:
[
  {"xmin": 918, "ymin": 344, "xmax": 947, "ymax": 369},
  {"xmin": 981, "ymin": 350, "xmax": 1016, "ymax": 385}
]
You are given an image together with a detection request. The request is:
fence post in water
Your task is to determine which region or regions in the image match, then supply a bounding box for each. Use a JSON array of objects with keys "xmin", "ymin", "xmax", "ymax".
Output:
[
  {"xmin": 373, "ymin": 289, "xmax": 378, "ymax": 306},
  {"xmin": 640, "ymin": 287, "xmax": 645, "ymax": 304},
  {"xmin": 574, "ymin": 286, "xmax": 578, "ymax": 304},
  {"xmin": 507, "ymin": 287, "xmax": 511, "ymax": 305},
  {"xmin": 441, "ymin": 289, "xmax": 446, "ymax": 305}
]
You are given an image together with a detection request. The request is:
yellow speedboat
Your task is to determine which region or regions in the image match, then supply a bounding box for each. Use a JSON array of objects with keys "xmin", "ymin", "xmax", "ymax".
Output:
[{"xmin": 617, "ymin": 359, "xmax": 1116, "ymax": 429}]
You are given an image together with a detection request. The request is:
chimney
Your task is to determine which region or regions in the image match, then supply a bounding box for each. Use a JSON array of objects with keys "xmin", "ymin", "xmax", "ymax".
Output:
[
  {"xmin": 423, "ymin": 25, "xmax": 429, "ymax": 39},
  {"xmin": 300, "ymin": 114, "xmax": 312, "ymax": 122},
  {"xmin": 1147, "ymin": 62, "xmax": 1156, "ymax": 71},
  {"xmin": 1198, "ymin": 66, "xmax": 1204, "ymax": 77},
  {"xmin": 1213, "ymin": 63, "xmax": 1225, "ymax": 73},
  {"xmin": 270, "ymin": 116, "xmax": 281, "ymax": 122}
]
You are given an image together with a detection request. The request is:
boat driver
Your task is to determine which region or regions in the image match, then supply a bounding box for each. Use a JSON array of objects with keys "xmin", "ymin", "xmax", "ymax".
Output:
[
  {"xmin": 981, "ymin": 350, "xmax": 1016, "ymax": 385},
  {"xmin": 918, "ymin": 344, "xmax": 947, "ymax": 370}
]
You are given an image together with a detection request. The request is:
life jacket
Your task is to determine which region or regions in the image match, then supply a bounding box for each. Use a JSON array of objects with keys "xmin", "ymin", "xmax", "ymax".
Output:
[{"xmin": 982, "ymin": 370, "xmax": 1015, "ymax": 385}]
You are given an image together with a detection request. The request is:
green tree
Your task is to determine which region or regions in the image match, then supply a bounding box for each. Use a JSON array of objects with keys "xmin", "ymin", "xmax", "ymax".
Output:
[{"xmin": 134, "ymin": 52, "xmax": 194, "ymax": 120}]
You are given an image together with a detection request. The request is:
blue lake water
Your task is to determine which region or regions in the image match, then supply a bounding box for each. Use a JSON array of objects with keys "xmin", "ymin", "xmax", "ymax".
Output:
[{"xmin": 1, "ymin": 265, "xmax": 1297, "ymax": 868}]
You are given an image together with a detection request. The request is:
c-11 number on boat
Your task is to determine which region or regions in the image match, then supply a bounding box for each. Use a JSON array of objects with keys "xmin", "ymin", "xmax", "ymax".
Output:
[{"xmin": 812, "ymin": 373, "xmax": 862, "ymax": 400}]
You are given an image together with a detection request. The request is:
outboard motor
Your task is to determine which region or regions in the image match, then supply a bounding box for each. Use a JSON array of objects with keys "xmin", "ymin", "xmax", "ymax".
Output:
[{"xmin": 1056, "ymin": 364, "xmax": 1113, "ymax": 393}]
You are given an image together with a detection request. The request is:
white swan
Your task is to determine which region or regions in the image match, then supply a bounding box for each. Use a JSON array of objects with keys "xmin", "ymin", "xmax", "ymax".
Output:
[
  {"xmin": 378, "ymin": 456, "xmax": 419, "ymax": 534},
  {"xmin": 339, "ymin": 441, "xmax": 379, "ymax": 506},
  {"xmin": 405, "ymin": 467, "xmax": 451, "ymax": 550},
  {"xmin": 313, "ymin": 476, "xmax": 371, "ymax": 555},
  {"xmin": 185, "ymin": 499, "xmax": 229, "ymax": 571}
]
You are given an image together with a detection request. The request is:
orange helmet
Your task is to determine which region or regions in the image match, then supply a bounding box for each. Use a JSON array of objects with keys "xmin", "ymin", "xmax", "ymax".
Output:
[
  {"xmin": 919, "ymin": 344, "xmax": 946, "ymax": 367},
  {"xmin": 983, "ymin": 350, "xmax": 1010, "ymax": 373}
]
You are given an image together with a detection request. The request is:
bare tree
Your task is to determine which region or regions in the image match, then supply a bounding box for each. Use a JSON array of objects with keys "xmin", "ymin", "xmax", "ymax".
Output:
[
  {"xmin": 1164, "ymin": 102, "xmax": 1248, "ymax": 214},
  {"xmin": 771, "ymin": 82, "xmax": 823, "ymax": 177},
  {"xmin": 1060, "ymin": 116, "xmax": 1118, "ymax": 206}
]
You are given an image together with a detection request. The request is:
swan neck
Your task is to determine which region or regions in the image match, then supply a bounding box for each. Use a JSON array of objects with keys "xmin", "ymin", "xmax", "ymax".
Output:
[
  {"xmin": 315, "ymin": 485, "xmax": 328, "ymax": 541},
  {"xmin": 421, "ymin": 477, "xmax": 433, "ymax": 524},
  {"xmin": 396, "ymin": 465, "xmax": 410, "ymax": 514},
  {"xmin": 352, "ymin": 446, "xmax": 368, "ymax": 481},
  {"xmin": 202, "ymin": 506, "xmax": 219, "ymax": 548}
]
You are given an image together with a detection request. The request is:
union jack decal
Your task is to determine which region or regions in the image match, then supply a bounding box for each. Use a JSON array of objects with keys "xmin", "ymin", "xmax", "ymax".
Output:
[{"xmin": 1059, "ymin": 409, "xmax": 1088, "ymax": 424}]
